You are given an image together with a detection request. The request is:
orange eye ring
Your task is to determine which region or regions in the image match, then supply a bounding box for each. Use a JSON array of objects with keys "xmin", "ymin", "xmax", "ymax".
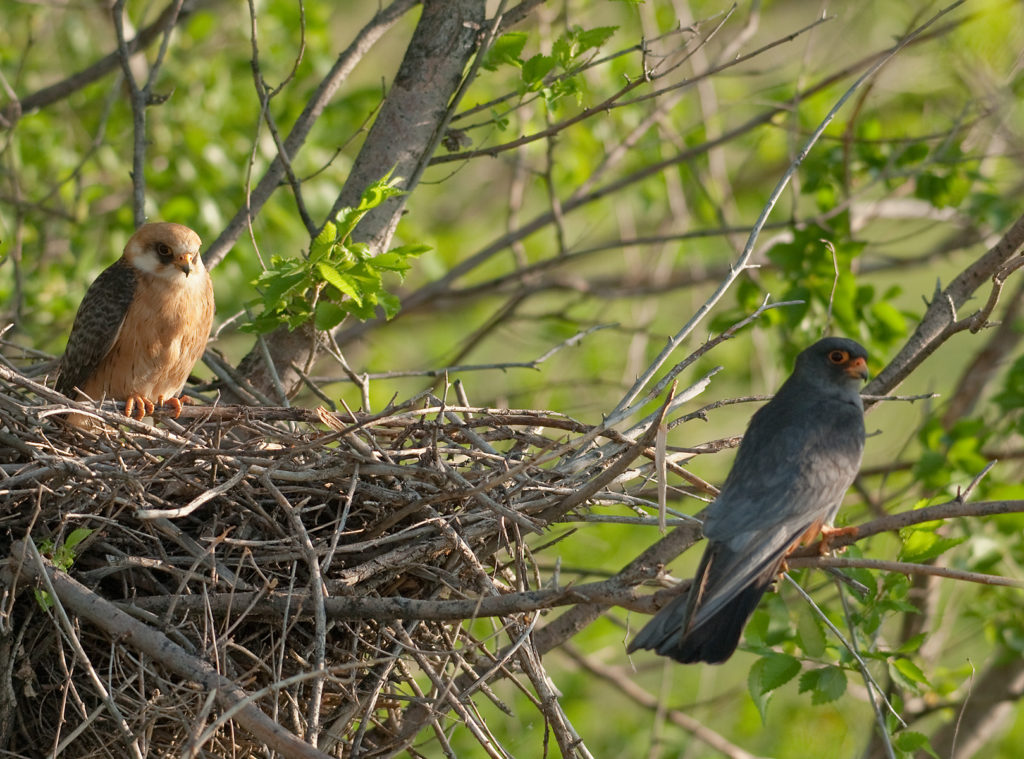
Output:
[{"xmin": 828, "ymin": 349, "xmax": 849, "ymax": 364}]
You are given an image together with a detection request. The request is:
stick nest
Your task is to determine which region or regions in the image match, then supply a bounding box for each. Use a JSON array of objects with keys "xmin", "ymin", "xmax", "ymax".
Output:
[{"xmin": 0, "ymin": 362, "xmax": 660, "ymax": 758}]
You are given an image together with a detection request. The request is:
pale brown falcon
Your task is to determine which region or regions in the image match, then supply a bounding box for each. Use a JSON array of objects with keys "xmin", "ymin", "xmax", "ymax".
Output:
[{"xmin": 55, "ymin": 222, "xmax": 215, "ymax": 425}]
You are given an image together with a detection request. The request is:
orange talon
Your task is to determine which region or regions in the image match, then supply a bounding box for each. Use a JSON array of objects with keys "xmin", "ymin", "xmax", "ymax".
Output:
[
  {"xmin": 161, "ymin": 396, "xmax": 184, "ymax": 418},
  {"xmin": 816, "ymin": 525, "xmax": 859, "ymax": 555},
  {"xmin": 124, "ymin": 394, "xmax": 154, "ymax": 420}
]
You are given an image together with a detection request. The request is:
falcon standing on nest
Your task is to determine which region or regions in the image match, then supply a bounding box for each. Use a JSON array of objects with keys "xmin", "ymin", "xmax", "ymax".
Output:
[{"xmin": 56, "ymin": 222, "xmax": 215, "ymax": 425}]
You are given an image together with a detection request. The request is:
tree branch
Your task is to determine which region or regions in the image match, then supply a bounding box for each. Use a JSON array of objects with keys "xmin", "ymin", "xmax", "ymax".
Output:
[
  {"xmin": 227, "ymin": 0, "xmax": 486, "ymax": 401},
  {"xmin": 864, "ymin": 210, "xmax": 1024, "ymax": 400},
  {"xmin": 202, "ymin": 0, "xmax": 418, "ymax": 269},
  {"xmin": 0, "ymin": 0, "xmax": 199, "ymax": 126}
]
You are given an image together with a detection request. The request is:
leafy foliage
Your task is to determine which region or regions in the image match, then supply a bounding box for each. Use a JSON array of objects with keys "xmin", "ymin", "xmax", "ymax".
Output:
[
  {"xmin": 914, "ymin": 417, "xmax": 991, "ymax": 491},
  {"xmin": 798, "ymin": 666, "xmax": 847, "ymax": 705},
  {"xmin": 244, "ymin": 174, "xmax": 428, "ymax": 334},
  {"xmin": 483, "ymin": 24, "xmax": 617, "ymax": 106}
]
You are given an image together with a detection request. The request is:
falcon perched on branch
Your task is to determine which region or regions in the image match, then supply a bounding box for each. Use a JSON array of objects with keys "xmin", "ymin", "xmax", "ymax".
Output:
[
  {"xmin": 56, "ymin": 222, "xmax": 215, "ymax": 426},
  {"xmin": 628, "ymin": 337, "xmax": 869, "ymax": 664}
]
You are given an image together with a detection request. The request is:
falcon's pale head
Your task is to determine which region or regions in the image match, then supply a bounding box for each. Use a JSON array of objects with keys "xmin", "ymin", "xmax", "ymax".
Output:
[{"xmin": 123, "ymin": 222, "xmax": 204, "ymax": 280}]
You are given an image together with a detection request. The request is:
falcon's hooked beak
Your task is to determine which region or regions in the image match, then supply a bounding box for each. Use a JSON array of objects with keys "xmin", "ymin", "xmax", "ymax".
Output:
[
  {"xmin": 174, "ymin": 255, "xmax": 193, "ymax": 277},
  {"xmin": 845, "ymin": 356, "xmax": 869, "ymax": 381}
]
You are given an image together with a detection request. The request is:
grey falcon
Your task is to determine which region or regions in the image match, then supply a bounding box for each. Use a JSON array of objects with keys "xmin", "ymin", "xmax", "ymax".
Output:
[{"xmin": 628, "ymin": 337, "xmax": 869, "ymax": 664}]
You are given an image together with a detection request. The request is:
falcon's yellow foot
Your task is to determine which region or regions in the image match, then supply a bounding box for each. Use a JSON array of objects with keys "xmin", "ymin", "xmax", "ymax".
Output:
[
  {"xmin": 124, "ymin": 394, "xmax": 155, "ymax": 420},
  {"xmin": 816, "ymin": 525, "xmax": 859, "ymax": 555},
  {"xmin": 157, "ymin": 395, "xmax": 190, "ymax": 419}
]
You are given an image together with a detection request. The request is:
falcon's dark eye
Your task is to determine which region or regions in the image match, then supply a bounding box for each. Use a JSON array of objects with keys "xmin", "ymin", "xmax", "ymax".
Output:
[
  {"xmin": 828, "ymin": 349, "xmax": 849, "ymax": 364},
  {"xmin": 155, "ymin": 242, "xmax": 174, "ymax": 263}
]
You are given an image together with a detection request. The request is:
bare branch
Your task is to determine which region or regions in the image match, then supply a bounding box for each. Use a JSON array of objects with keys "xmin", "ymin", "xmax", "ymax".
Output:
[
  {"xmin": 865, "ymin": 209, "xmax": 1024, "ymax": 400},
  {"xmin": 786, "ymin": 556, "xmax": 1024, "ymax": 589},
  {"xmin": 0, "ymin": 0, "xmax": 198, "ymax": 125}
]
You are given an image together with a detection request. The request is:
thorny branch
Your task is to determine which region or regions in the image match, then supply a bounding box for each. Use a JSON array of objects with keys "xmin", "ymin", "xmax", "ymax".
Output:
[{"xmin": 864, "ymin": 209, "xmax": 1024, "ymax": 402}]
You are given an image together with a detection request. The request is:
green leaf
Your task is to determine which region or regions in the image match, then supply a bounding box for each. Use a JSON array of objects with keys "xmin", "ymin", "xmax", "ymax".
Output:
[
  {"xmin": 34, "ymin": 589, "xmax": 54, "ymax": 611},
  {"xmin": 64, "ymin": 528, "xmax": 93, "ymax": 552},
  {"xmin": 995, "ymin": 354, "xmax": 1024, "ymax": 413},
  {"xmin": 869, "ymin": 300, "xmax": 907, "ymax": 336},
  {"xmin": 894, "ymin": 731, "xmax": 938, "ymax": 758},
  {"xmin": 258, "ymin": 269, "xmax": 307, "ymax": 304},
  {"xmin": 914, "ymin": 170, "xmax": 970, "ymax": 208},
  {"xmin": 552, "ymin": 36, "xmax": 573, "ymax": 68},
  {"xmin": 284, "ymin": 301, "xmax": 313, "ymax": 330},
  {"xmin": 333, "ymin": 206, "xmax": 362, "ymax": 241},
  {"xmin": 370, "ymin": 252, "xmax": 413, "ymax": 275},
  {"xmin": 744, "ymin": 608, "xmax": 770, "ymax": 648},
  {"xmin": 898, "ymin": 529, "xmax": 965, "ymax": 563},
  {"xmin": 759, "ymin": 654, "xmax": 802, "ymax": 690},
  {"xmin": 522, "ymin": 54, "xmax": 555, "ymax": 88},
  {"xmin": 347, "ymin": 295, "xmax": 381, "ymax": 320},
  {"xmin": 552, "ymin": 25, "xmax": 617, "ymax": 68},
  {"xmin": 748, "ymin": 653, "xmax": 801, "ymax": 722},
  {"xmin": 241, "ymin": 309, "xmax": 287, "ymax": 334},
  {"xmin": 796, "ymin": 609, "xmax": 826, "ymax": 658},
  {"xmin": 377, "ymin": 290, "xmax": 402, "ymax": 319},
  {"xmin": 347, "ymin": 242, "xmax": 372, "ymax": 261},
  {"xmin": 387, "ymin": 242, "xmax": 431, "ymax": 258},
  {"xmin": 576, "ymin": 25, "xmax": 617, "ymax": 53},
  {"xmin": 357, "ymin": 171, "xmax": 404, "ymax": 212},
  {"xmin": 346, "ymin": 264, "xmax": 383, "ymax": 291},
  {"xmin": 311, "ymin": 221, "xmax": 337, "ymax": 260},
  {"xmin": 314, "ymin": 301, "xmax": 348, "ymax": 331},
  {"xmin": 316, "ymin": 262, "xmax": 362, "ymax": 305},
  {"xmin": 490, "ymin": 108, "xmax": 510, "ymax": 131},
  {"xmin": 895, "ymin": 633, "xmax": 927, "ymax": 654},
  {"xmin": 896, "ymin": 142, "xmax": 930, "ymax": 167},
  {"xmin": 483, "ymin": 31, "xmax": 527, "ymax": 70},
  {"xmin": 889, "ymin": 657, "xmax": 931, "ymax": 693},
  {"xmin": 798, "ymin": 666, "xmax": 847, "ymax": 705}
]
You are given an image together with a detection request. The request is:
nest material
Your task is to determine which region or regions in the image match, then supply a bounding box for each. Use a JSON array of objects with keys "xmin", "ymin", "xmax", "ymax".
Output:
[{"xmin": 0, "ymin": 361, "xmax": 662, "ymax": 758}]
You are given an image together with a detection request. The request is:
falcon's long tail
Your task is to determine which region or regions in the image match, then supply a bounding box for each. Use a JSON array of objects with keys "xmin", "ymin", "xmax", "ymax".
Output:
[{"xmin": 633, "ymin": 582, "xmax": 768, "ymax": 664}]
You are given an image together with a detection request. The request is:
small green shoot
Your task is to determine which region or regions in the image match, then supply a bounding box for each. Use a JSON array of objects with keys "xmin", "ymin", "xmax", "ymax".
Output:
[{"xmin": 34, "ymin": 528, "xmax": 93, "ymax": 611}]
